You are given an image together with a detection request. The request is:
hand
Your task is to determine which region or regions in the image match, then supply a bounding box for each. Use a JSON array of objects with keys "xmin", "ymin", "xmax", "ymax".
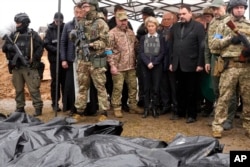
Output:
[
  {"xmin": 196, "ymin": 66, "xmax": 203, "ymax": 72},
  {"xmin": 62, "ymin": 61, "xmax": 68, "ymax": 69},
  {"xmin": 147, "ymin": 62, "xmax": 154, "ymax": 69},
  {"xmin": 169, "ymin": 64, "xmax": 173, "ymax": 71},
  {"xmin": 231, "ymin": 36, "xmax": 241, "ymax": 44},
  {"xmin": 205, "ymin": 64, "xmax": 210, "ymax": 74},
  {"xmin": 110, "ymin": 65, "xmax": 118, "ymax": 75},
  {"xmin": 6, "ymin": 44, "xmax": 16, "ymax": 52}
]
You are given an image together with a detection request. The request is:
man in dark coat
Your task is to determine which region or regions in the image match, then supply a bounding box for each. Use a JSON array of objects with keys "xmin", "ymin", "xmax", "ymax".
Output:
[
  {"xmin": 169, "ymin": 4, "xmax": 205, "ymax": 123},
  {"xmin": 44, "ymin": 12, "xmax": 66, "ymax": 112}
]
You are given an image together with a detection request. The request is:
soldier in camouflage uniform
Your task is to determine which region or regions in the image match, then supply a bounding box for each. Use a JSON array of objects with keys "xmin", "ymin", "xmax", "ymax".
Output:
[
  {"xmin": 73, "ymin": 0, "xmax": 109, "ymax": 118},
  {"xmin": 107, "ymin": 11, "xmax": 143, "ymax": 118},
  {"xmin": 210, "ymin": 0, "xmax": 250, "ymax": 138},
  {"xmin": 206, "ymin": 0, "xmax": 238, "ymax": 130},
  {"xmin": 2, "ymin": 13, "xmax": 44, "ymax": 116}
]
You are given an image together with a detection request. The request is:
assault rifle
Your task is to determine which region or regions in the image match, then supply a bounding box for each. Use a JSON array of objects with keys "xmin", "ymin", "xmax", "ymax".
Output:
[
  {"xmin": 73, "ymin": 18, "xmax": 90, "ymax": 61},
  {"xmin": 3, "ymin": 34, "xmax": 30, "ymax": 72},
  {"xmin": 226, "ymin": 20, "xmax": 250, "ymax": 61}
]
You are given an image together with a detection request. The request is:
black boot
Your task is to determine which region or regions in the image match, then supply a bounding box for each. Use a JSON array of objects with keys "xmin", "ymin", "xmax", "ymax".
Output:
[
  {"xmin": 142, "ymin": 108, "xmax": 149, "ymax": 118},
  {"xmin": 152, "ymin": 107, "xmax": 159, "ymax": 118},
  {"xmin": 15, "ymin": 107, "xmax": 25, "ymax": 113},
  {"xmin": 33, "ymin": 108, "xmax": 42, "ymax": 117}
]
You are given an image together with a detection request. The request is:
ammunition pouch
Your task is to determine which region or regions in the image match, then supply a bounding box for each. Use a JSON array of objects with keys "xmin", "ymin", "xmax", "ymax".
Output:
[
  {"xmin": 88, "ymin": 52, "xmax": 107, "ymax": 68},
  {"xmin": 213, "ymin": 56, "xmax": 224, "ymax": 77}
]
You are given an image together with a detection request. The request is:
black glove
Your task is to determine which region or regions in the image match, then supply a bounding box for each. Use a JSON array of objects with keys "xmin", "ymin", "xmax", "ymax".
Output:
[
  {"xmin": 231, "ymin": 36, "xmax": 241, "ymax": 44},
  {"xmin": 241, "ymin": 48, "xmax": 250, "ymax": 57},
  {"xmin": 6, "ymin": 44, "xmax": 16, "ymax": 52}
]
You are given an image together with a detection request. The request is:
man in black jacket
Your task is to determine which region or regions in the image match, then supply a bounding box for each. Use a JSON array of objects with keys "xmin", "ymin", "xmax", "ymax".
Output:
[
  {"xmin": 60, "ymin": 3, "xmax": 84, "ymax": 115},
  {"xmin": 44, "ymin": 12, "xmax": 66, "ymax": 112},
  {"xmin": 169, "ymin": 4, "xmax": 205, "ymax": 123}
]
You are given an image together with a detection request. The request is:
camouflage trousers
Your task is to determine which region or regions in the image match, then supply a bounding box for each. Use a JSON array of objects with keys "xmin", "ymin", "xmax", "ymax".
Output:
[
  {"xmin": 211, "ymin": 54, "xmax": 237, "ymax": 123},
  {"xmin": 75, "ymin": 60, "xmax": 109, "ymax": 111},
  {"xmin": 212, "ymin": 65, "xmax": 250, "ymax": 133},
  {"xmin": 12, "ymin": 67, "xmax": 43, "ymax": 109},
  {"xmin": 111, "ymin": 69, "xmax": 137, "ymax": 108}
]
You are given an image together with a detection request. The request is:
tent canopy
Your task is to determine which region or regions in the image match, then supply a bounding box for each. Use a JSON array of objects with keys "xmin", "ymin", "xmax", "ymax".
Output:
[{"xmin": 98, "ymin": 0, "xmax": 230, "ymax": 21}]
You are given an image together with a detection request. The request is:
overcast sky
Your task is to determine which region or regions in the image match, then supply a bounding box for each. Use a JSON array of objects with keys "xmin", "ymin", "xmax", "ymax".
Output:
[{"xmin": 0, "ymin": 0, "xmax": 79, "ymax": 37}]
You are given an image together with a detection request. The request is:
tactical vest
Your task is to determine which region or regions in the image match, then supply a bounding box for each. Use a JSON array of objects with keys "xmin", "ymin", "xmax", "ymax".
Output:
[
  {"xmin": 144, "ymin": 35, "xmax": 160, "ymax": 57},
  {"xmin": 13, "ymin": 30, "xmax": 32, "ymax": 62}
]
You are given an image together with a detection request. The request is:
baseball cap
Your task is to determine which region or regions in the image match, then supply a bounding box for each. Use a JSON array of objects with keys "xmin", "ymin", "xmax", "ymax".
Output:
[
  {"xmin": 210, "ymin": 0, "xmax": 226, "ymax": 7},
  {"xmin": 116, "ymin": 11, "xmax": 128, "ymax": 20}
]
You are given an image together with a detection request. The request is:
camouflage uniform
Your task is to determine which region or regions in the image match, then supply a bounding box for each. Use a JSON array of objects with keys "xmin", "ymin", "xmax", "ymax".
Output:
[
  {"xmin": 108, "ymin": 15, "xmax": 143, "ymax": 117},
  {"xmin": 211, "ymin": 15, "xmax": 250, "ymax": 137},
  {"xmin": 74, "ymin": 8, "xmax": 109, "ymax": 113},
  {"xmin": 207, "ymin": 14, "xmax": 237, "ymax": 128}
]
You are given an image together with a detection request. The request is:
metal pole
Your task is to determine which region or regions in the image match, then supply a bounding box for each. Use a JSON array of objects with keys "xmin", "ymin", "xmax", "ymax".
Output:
[{"xmin": 55, "ymin": 0, "xmax": 62, "ymax": 117}]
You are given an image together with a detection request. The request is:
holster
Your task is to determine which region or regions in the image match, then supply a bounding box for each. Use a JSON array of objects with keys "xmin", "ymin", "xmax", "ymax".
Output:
[{"xmin": 213, "ymin": 56, "xmax": 224, "ymax": 77}]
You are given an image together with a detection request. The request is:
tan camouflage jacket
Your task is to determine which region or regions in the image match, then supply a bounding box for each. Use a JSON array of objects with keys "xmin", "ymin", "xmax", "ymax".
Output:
[
  {"xmin": 210, "ymin": 15, "xmax": 250, "ymax": 58},
  {"xmin": 208, "ymin": 14, "xmax": 230, "ymax": 55},
  {"xmin": 107, "ymin": 26, "xmax": 138, "ymax": 71}
]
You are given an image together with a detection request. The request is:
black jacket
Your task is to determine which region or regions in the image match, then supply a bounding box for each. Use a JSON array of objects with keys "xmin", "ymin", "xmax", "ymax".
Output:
[
  {"xmin": 60, "ymin": 18, "xmax": 76, "ymax": 62},
  {"xmin": 44, "ymin": 22, "xmax": 64, "ymax": 62},
  {"xmin": 169, "ymin": 19, "xmax": 205, "ymax": 72}
]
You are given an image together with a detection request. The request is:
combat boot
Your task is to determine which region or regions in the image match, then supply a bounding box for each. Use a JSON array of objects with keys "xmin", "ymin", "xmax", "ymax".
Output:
[
  {"xmin": 33, "ymin": 108, "xmax": 42, "ymax": 117},
  {"xmin": 114, "ymin": 108, "xmax": 123, "ymax": 118},
  {"xmin": 98, "ymin": 111, "xmax": 108, "ymax": 122},
  {"xmin": 129, "ymin": 104, "xmax": 144, "ymax": 114},
  {"xmin": 15, "ymin": 107, "xmax": 25, "ymax": 113},
  {"xmin": 212, "ymin": 131, "xmax": 222, "ymax": 138},
  {"xmin": 223, "ymin": 121, "xmax": 233, "ymax": 130}
]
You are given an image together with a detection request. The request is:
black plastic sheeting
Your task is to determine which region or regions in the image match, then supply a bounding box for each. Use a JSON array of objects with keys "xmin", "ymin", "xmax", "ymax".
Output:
[{"xmin": 0, "ymin": 112, "xmax": 230, "ymax": 167}]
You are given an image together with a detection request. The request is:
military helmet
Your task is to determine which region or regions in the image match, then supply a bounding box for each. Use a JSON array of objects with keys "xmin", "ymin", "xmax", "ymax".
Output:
[
  {"xmin": 14, "ymin": 13, "xmax": 30, "ymax": 24},
  {"xmin": 82, "ymin": 0, "xmax": 99, "ymax": 10},
  {"xmin": 227, "ymin": 0, "xmax": 248, "ymax": 12}
]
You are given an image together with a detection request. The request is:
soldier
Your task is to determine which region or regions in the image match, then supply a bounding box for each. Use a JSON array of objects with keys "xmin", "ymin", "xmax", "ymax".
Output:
[
  {"xmin": 107, "ymin": 11, "xmax": 143, "ymax": 118},
  {"xmin": 2, "ymin": 13, "xmax": 44, "ymax": 116},
  {"xmin": 207, "ymin": 0, "xmax": 238, "ymax": 130},
  {"xmin": 211, "ymin": 0, "xmax": 250, "ymax": 138},
  {"xmin": 73, "ymin": 0, "xmax": 110, "ymax": 119}
]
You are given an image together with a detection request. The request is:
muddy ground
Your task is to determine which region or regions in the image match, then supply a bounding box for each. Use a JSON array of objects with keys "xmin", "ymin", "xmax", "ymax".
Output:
[{"xmin": 0, "ymin": 50, "xmax": 250, "ymax": 154}]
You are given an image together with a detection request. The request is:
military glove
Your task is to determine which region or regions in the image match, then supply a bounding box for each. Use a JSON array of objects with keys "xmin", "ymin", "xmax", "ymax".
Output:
[
  {"xmin": 69, "ymin": 29, "xmax": 77, "ymax": 42},
  {"xmin": 241, "ymin": 48, "xmax": 250, "ymax": 57},
  {"xmin": 231, "ymin": 36, "xmax": 241, "ymax": 44},
  {"xmin": 6, "ymin": 44, "xmax": 16, "ymax": 52}
]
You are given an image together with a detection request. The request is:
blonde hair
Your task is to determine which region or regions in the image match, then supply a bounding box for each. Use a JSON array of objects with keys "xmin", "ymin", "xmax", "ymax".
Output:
[{"xmin": 145, "ymin": 16, "xmax": 159, "ymax": 27}]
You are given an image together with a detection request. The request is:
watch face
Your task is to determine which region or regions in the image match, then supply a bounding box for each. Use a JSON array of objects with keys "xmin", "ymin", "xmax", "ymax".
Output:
[{"xmin": 72, "ymin": 0, "xmax": 82, "ymax": 4}]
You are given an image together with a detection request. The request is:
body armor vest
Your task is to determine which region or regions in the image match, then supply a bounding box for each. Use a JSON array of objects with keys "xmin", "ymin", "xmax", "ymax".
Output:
[
  {"xmin": 14, "ymin": 31, "xmax": 32, "ymax": 61},
  {"xmin": 144, "ymin": 35, "xmax": 160, "ymax": 57}
]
